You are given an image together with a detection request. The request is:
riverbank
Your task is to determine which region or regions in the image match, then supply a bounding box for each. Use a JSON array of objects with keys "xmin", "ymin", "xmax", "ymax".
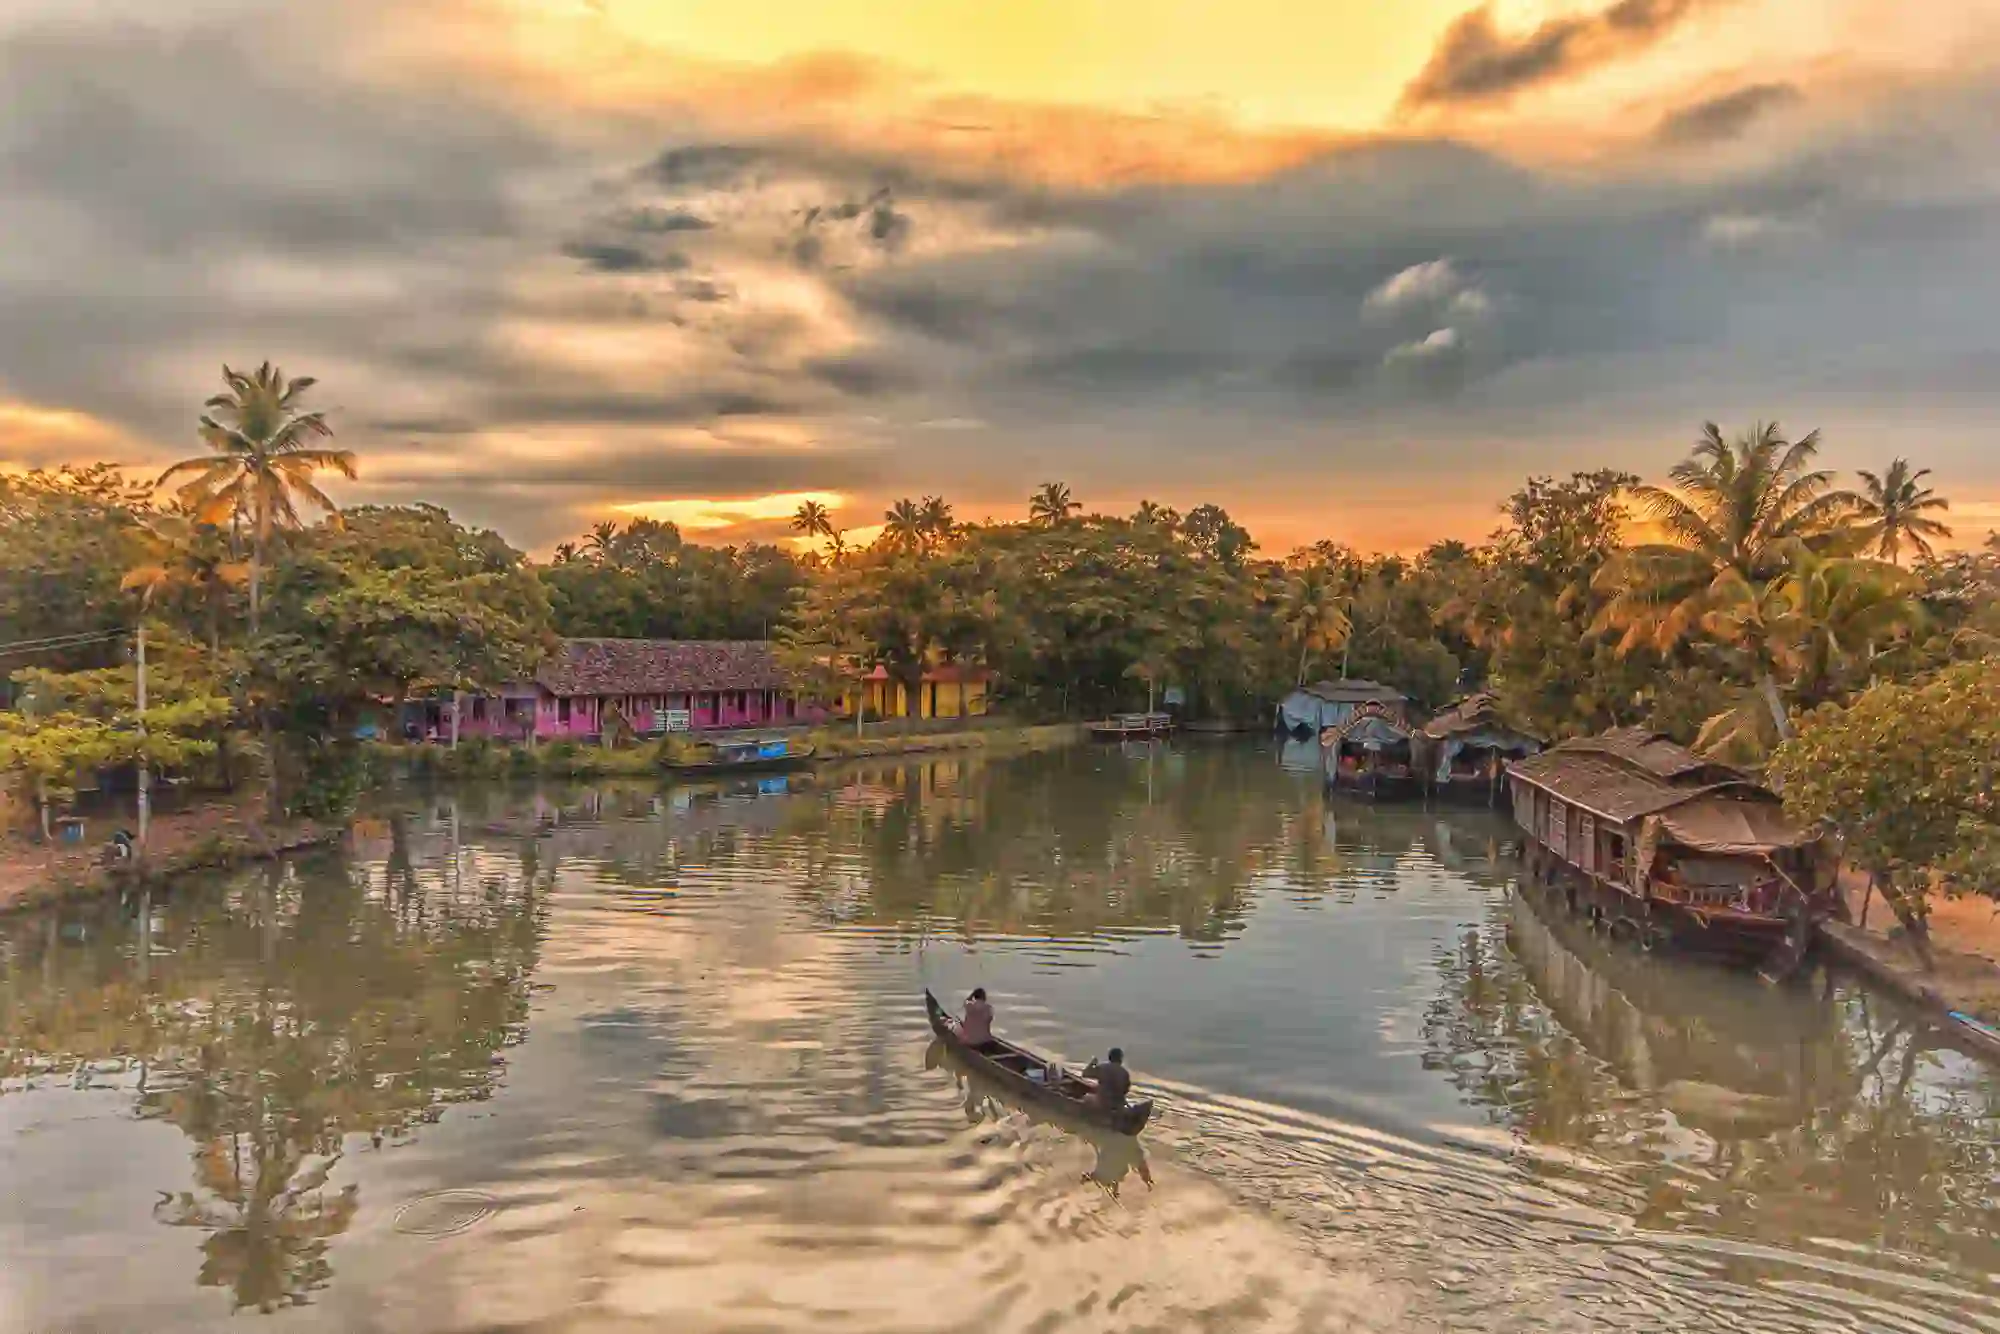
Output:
[
  {"xmin": 374, "ymin": 717, "xmax": 1086, "ymax": 779},
  {"xmin": 1817, "ymin": 869, "xmax": 2000, "ymax": 1058},
  {"xmin": 0, "ymin": 796, "xmax": 341, "ymax": 916}
]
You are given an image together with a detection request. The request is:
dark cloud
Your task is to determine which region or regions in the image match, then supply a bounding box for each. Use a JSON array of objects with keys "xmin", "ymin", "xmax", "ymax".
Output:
[
  {"xmin": 559, "ymin": 240, "xmax": 692, "ymax": 273},
  {"xmin": 1402, "ymin": 0, "xmax": 1718, "ymax": 109},
  {"xmin": 369, "ymin": 441, "xmax": 881, "ymax": 496},
  {"xmin": 622, "ymin": 207, "xmax": 714, "ymax": 233},
  {"xmin": 494, "ymin": 389, "xmax": 797, "ymax": 427},
  {"xmin": 803, "ymin": 353, "xmax": 919, "ymax": 398},
  {"xmin": 1653, "ymin": 82, "xmax": 1804, "ymax": 145}
]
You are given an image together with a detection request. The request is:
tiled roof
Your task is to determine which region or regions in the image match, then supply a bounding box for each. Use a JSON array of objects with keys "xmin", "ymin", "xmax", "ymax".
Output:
[
  {"xmin": 1564, "ymin": 727, "xmax": 1736, "ymax": 781},
  {"xmin": 535, "ymin": 639, "xmax": 787, "ymax": 697},
  {"xmin": 1507, "ymin": 750, "xmax": 1705, "ymax": 824}
]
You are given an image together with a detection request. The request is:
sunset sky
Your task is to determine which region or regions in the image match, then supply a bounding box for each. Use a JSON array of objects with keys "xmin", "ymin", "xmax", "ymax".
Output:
[{"xmin": 2, "ymin": 0, "xmax": 1997, "ymax": 553}]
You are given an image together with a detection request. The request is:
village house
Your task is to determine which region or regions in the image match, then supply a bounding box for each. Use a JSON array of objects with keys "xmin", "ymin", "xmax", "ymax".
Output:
[
  {"xmin": 412, "ymin": 639, "xmax": 832, "ymax": 742},
  {"xmin": 847, "ymin": 662, "xmax": 993, "ymax": 722}
]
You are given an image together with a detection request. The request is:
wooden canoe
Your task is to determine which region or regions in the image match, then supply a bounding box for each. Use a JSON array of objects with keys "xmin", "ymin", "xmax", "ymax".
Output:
[
  {"xmin": 922, "ymin": 989, "xmax": 1153, "ymax": 1136},
  {"xmin": 665, "ymin": 738, "xmax": 816, "ymax": 773}
]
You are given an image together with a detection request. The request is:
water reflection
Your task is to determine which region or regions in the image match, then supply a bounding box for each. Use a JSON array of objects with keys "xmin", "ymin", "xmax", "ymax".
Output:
[
  {"xmin": 2, "ymin": 744, "xmax": 1998, "ymax": 1333},
  {"xmin": 0, "ymin": 832, "xmax": 542, "ymax": 1312},
  {"xmin": 1421, "ymin": 881, "xmax": 2000, "ymax": 1314},
  {"xmin": 925, "ymin": 1037, "xmax": 1156, "ymax": 1199}
]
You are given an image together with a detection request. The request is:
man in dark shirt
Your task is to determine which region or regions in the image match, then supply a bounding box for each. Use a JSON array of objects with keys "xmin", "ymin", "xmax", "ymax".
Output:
[{"xmin": 1082, "ymin": 1048, "xmax": 1131, "ymax": 1110}]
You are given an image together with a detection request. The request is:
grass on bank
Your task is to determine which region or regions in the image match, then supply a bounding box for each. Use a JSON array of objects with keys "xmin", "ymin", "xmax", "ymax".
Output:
[{"xmin": 362, "ymin": 716, "xmax": 1082, "ymax": 780}]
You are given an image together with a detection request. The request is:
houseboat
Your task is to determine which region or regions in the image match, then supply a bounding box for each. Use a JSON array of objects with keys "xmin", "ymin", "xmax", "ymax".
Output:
[
  {"xmin": 1281, "ymin": 680, "xmax": 1419, "ymax": 800},
  {"xmin": 1505, "ymin": 729, "xmax": 1837, "ymax": 965},
  {"xmin": 1416, "ymin": 693, "xmax": 1542, "ymax": 807},
  {"xmin": 1087, "ymin": 712, "xmax": 1176, "ymax": 740}
]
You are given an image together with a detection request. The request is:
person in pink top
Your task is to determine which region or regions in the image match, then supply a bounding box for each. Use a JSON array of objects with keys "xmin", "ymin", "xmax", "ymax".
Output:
[{"xmin": 956, "ymin": 987, "xmax": 995, "ymax": 1045}]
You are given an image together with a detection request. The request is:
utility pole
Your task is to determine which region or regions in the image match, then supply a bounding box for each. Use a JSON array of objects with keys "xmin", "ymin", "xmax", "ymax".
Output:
[{"xmin": 136, "ymin": 624, "xmax": 149, "ymax": 860}]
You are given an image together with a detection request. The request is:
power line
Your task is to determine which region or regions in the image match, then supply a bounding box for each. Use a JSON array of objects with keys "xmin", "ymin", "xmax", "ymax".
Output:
[{"xmin": 0, "ymin": 627, "xmax": 132, "ymax": 658}]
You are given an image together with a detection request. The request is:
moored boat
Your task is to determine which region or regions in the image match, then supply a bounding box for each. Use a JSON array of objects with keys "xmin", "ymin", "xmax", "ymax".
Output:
[
  {"xmin": 665, "ymin": 734, "xmax": 816, "ymax": 772},
  {"xmin": 1505, "ymin": 728, "xmax": 1836, "ymax": 965},
  {"xmin": 922, "ymin": 990, "xmax": 1154, "ymax": 1135},
  {"xmin": 1086, "ymin": 712, "xmax": 1175, "ymax": 740}
]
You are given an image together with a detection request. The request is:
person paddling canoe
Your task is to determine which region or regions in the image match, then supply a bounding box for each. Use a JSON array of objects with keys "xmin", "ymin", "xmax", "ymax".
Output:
[
  {"xmin": 954, "ymin": 987, "xmax": 995, "ymax": 1045},
  {"xmin": 1080, "ymin": 1047, "xmax": 1131, "ymax": 1111}
]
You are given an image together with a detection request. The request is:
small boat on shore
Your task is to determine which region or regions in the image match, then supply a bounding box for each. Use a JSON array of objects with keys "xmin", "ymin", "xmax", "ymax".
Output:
[
  {"xmin": 1086, "ymin": 712, "xmax": 1175, "ymax": 740},
  {"xmin": 922, "ymin": 990, "xmax": 1154, "ymax": 1136},
  {"xmin": 664, "ymin": 734, "xmax": 816, "ymax": 773},
  {"xmin": 1945, "ymin": 1010, "xmax": 2000, "ymax": 1061}
]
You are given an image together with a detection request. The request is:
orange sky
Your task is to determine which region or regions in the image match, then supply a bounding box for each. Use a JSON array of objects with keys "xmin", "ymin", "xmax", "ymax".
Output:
[{"xmin": 2, "ymin": 0, "xmax": 1998, "ymax": 554}]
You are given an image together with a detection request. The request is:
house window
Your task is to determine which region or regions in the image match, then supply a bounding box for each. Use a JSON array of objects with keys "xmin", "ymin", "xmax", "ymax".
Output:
[
  {"xmin": 557, "ymin": 698, "xmax": 571, "ymax": 723},
  {"xmin": 471, "ymin": 698, "xmax": 487, "ymax": 722}
]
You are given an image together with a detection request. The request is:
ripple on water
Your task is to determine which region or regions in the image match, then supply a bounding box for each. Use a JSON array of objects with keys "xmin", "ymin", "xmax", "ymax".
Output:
[{"xmin": 392, "ymin": 1190, "xmax": 500, "ymax": 1238}]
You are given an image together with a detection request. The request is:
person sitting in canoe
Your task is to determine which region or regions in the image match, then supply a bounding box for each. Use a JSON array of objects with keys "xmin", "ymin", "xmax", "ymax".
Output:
[
  {"xmin": 1080, "ymin": 1048, "xmax": 1131, "ymax": 1110},
  {"xmin": 954, "ymin": 987, "xmax": 995, "ymax": 1045}
]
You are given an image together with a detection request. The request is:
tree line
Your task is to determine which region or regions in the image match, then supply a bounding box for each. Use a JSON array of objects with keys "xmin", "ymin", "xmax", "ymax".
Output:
[{"xmin": 0, "ymin": 366, "xmax": 1994, "ymax": 939}]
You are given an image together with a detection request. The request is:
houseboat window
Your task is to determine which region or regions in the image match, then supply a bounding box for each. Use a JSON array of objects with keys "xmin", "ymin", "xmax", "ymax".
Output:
[
  {"xmin": 1546, "ymin": 798, "xmax": 1569, "ymax": 861},
  {"xmin": 1606, "ymin": 831, "xmax": 1627, "ymax": 879},
  {"xmin": 1578, "ymin": 814, "xmax": 1596, "ymax": 875}
]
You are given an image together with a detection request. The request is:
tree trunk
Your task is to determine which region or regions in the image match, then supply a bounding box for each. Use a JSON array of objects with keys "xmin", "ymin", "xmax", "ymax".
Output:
[
  {"xmin": 897, "ymin": 667, "xmax": 923, "ymax": 735},
  {"xmin": 251, "ymin": 527, "xmax": 280, "ymax": 820},
  {"xmin": 1882, "ymin": 876, "xmax": 1935, "ymax": 970},
  {"xmin": 1758, "ymin": 672, "xmax": 1793, "ymax": 743}
]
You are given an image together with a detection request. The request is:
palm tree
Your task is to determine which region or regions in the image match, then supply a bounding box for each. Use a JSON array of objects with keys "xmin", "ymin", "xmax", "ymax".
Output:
[
  {"xmin": 122, "ymin": 513, "xmax": 251, "ymax": 652},
  {"xmin": 551, "ymin": 541, "xmax": 579, "ymax": 565},
  {"xmin": 1028, "ymin": 482, "xmax": 1079, "ymax": 527},
  {"xmin": 791, "ymin": 499, "xmax": 836, "ymax": 545},
  {"xmin": 156, "ymin": 364, "xmax": 354, "ymax": 633},
  {"xmin": 1854, "ymin": 459, "xmax": 1952, "ymax": 564},
  {"xmin": 1278, "ymin": 566, "xmax": 1353, "ymax": 686},
  {"xmin": 1697, "ymin": 549, "xmax": 1923, "ymax": 760},
  {"xmin": 917, "ymin": 496, "xmax": 955, "ymax": 548},
  {"xmin": 1593, "ymin": 421, "xmax": 1858, "ymax": 738},
  {"xmin": 881, "ymin": 499, "xmax": 927, "ymax": 553},
  {"xmin": 583, "ymin": 521, "xmax": 620, "ymax": 565}
]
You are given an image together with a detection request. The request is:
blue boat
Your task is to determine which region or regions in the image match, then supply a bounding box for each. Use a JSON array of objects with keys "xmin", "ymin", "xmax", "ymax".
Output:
[{"xmin": 665, "ymin": 734, "xmax": 816, "ymax": 773}]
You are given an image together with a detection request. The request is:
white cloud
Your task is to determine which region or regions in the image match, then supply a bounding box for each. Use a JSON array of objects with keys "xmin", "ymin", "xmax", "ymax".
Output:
[
  {"xmin": 1700, "ymin": 213, "xmax": 1808, "ymax": 249},
  {"xmin": 1364, "ymin": 258, "xmax": 1462, "ymax": 313},
  {"xmin": 1386, "ymin": 327, "xmax": 1461, "ymax": 362},
  {"xmin": 1448, "ymin": 287, "xmax": 1494, "ymax": 319}
]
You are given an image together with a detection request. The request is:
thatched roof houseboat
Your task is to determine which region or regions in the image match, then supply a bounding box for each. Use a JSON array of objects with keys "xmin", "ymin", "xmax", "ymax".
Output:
[
  {"xmin": 1276, "ymin": 680, "xmax": 1420, "ymax": 800},
  {"xmin": 1505, "ymin": 728, "xmax": 1836, "ymax": 965},
  {"xmin": 1415, "ymin": 693, "xmax": 1542, "ymax": 806}
]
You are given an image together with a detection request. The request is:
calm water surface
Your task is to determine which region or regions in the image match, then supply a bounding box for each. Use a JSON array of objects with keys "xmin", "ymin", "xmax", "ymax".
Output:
[{"xmin": 3, "ymin": 743, "xmax": 1997, "ymax": 1333}]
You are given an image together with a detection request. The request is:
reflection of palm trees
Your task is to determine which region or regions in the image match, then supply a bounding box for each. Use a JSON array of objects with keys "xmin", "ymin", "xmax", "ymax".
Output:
[
  {"xmin": 0, "ymin": 847, "xmax": 543, "ymax": 1311},
  {"xmin": 1422, "ymin": 884, "xmax": 2000, "ymax": 1279}
]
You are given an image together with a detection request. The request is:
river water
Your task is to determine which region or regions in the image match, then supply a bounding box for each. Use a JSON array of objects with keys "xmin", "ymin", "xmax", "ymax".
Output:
[{"xmin": 2, "ymin": 742, "xmax": 1996, "ymax": 1333}]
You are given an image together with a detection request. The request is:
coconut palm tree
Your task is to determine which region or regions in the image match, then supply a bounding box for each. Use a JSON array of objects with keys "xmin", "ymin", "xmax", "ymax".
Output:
[
  {"xmin": 1854, "ymin": 459, "xmax": 1952, "ymax": 564},
  {"xmin": 917, "ymin": 496, "xmax": 955, "ymax": 548},
  {"xmin": 791, "ymin": 499, "xmax": 836, "ymax": 545},
  {"xmin": 156, "ymin": 364, "xmax": 354, "ymax": 633},
  {"xmin": 551, "ymin": 541, "xmax": 580, "ymax": 565},
  {"xmin": 881, "ymin": 499, "xmax": 927, "ymax": 553},
  {"xmin": 1696, "ymin": 549, "xmax": 1924, "ymax": 760},
  {"xmin": 1593, "ymin": 421, "xmax": 1858, "ymax": 738},
  {"xmin": 583, "ymin": 521, "xmax": 620, "ymax": 566},
  {"xmin": 1028, "ymin": 482, "xmax": 1080, "ymax": 527},
  {"xmin": 1278, "ymin": 566, "xmax": 1353, "ymax": 686},
  {"xmin": 121, "ymin": 513, "xmax": 251, "ymax": 652}
]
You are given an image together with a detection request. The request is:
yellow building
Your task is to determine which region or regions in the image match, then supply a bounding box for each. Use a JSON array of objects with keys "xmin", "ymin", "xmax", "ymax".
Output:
[{"xmin": 850, "ymin": 663, "xmax": 992, "ymax": 720}]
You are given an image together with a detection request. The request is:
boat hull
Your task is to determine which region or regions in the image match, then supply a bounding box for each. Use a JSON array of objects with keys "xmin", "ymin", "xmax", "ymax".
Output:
[
  {"xmin": 922, "ymin": 991, "xmax": 1153, "ymax": 1136},
  {"xmin": 1519, "ymin": 839, "xmax": 1795, "ymax": 963}
]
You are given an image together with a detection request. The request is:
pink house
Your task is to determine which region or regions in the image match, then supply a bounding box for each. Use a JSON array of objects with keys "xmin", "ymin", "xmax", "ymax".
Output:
[{"xmin": 453, "ymin": 639, "xmax": 829, "ymax": 742}]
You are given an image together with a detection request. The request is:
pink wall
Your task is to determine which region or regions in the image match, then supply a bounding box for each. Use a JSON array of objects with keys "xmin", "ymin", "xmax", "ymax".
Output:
[{"xmin": 442, "ymin": 686, "xmax": 827, "ymax": 741}]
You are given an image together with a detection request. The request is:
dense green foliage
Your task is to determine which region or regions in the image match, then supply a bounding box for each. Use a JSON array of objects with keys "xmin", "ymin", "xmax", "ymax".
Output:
[{"xmin": 3, "ymin": 370, "xmax": 1994, "ymax": 932}]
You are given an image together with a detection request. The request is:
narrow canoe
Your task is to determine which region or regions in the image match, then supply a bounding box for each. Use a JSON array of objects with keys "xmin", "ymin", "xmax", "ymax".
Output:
[
  {"xmin": 1946, "ymin": 1010, "xmax": 2000, "ymax": 1062},
  {"xmin": 922, "ymin": 990, "xmax": 1154, "ymax": 1136},
  {"xmin": 665, "ymin": 740, "xmax": 817, "ymax": 773}
]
